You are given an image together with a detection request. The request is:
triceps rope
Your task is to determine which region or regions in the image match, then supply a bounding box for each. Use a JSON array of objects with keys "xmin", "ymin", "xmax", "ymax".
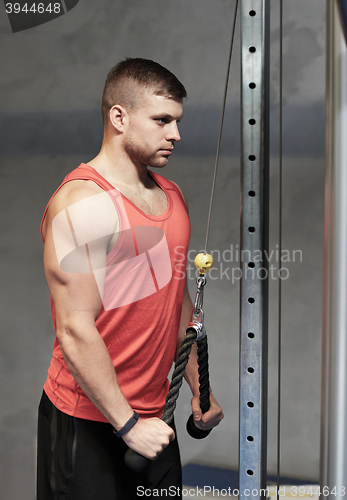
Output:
[
  {"xmin": 124, "ymin": 256, "xmax": 214, "ymax": 472},
  {"xmin": 161, "ymin": 328, "xmax": 199, "ymax": 425},
  {"xmin": 162, "ymin": 301, "xmax": 211, "ymax": 437}
]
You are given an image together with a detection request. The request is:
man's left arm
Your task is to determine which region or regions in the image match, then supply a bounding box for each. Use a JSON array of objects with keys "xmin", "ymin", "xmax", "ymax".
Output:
[{"xmin": 176, "ymin": 280, "xmax": 224, "ymax": 432}]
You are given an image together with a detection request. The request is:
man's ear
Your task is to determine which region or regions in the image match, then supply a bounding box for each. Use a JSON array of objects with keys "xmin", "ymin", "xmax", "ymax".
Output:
[{"xmin": 109, "ymin": 104, "xmax": 128, "ymax": 133}]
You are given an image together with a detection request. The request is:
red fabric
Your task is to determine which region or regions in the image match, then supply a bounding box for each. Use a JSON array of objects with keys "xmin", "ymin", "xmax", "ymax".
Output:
[{"xmin": 41, "ymin": 164, "xmax": 190, "ymax": 421}]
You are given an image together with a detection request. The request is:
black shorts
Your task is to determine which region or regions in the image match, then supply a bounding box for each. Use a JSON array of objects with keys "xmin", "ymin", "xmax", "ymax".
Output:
[{"xmin": 37, "ymin": 391, "xmax": 182, "ymax": 500}]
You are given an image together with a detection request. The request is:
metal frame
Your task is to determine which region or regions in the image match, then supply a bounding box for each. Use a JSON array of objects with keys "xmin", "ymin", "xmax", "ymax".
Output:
[
  {"xmin": 320, "ymin": 1, "xmax": 347, "ymax": 497},
  {"xmin": 239, "ymin": 0, "xmax": 270, "ymax": 497}
]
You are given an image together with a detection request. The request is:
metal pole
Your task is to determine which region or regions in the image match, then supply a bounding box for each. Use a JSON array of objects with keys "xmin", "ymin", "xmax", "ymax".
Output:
[
  {"xmin": 321, "ymin": 1, "xmax": 347, "ymax": 498},
  {"xmin": 239, "ymin": 1, "xmax": 270, "ymax": 498}
]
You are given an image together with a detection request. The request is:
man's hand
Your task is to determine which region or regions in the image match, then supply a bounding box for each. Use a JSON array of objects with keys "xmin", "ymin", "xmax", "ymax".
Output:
[
  {"xmin": 191, "ymin": 393, "xmax": 224, "ymax": 432},
  {"xmin": 122, "ymin": 417, "xmax": 175, "ymax": 460}
]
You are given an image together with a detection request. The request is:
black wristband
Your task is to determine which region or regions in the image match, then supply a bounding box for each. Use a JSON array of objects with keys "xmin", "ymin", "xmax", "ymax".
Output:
[{"xmin": 114, "ymin": 411, "xmax": 140, "ymax": 438}]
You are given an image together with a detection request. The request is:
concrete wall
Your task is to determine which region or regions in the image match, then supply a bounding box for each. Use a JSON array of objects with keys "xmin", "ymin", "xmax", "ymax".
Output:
[{"xmin": 0, "ymin": 1, "xmax": 326, "ymax": 498}]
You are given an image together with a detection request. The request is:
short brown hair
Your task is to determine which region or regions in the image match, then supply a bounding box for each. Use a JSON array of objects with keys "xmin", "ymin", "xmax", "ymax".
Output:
[{"xmin": 101, "ymin": 58, "xmax": 187, "ymax": 127}]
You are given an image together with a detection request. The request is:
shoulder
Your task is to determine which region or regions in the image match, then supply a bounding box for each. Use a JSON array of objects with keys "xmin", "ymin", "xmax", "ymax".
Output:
[
  {"xmin": 150, "ymin": 172, "xmax": 189, "ymax": 211},
  {"xmin": 169, "ymin": 180, "xmax": 189, "ymax": 211},
  {"xmin": 169, "ymin": 180, "xmax": 184, "ymax": 197},
  {"xmin": 50, "ymin": 179, "xmax": 105, "ymax": 211},
  {"xmin": 43, "ymin": 179, "xmax": 118, "ymax": 241}
]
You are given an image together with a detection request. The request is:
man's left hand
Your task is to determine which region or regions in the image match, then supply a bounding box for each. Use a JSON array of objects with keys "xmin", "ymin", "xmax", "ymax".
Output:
[{"xmin": 191, "ymin": 393, "xmax": 224, "ymax": 431}]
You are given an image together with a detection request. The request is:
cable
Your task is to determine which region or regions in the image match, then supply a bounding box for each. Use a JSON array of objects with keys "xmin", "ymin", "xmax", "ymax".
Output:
[
  {"xmin": 203, "ymin": 0, "xmax": 239, "ymax": 254},
  {"xmin": 277, "ymin": 1, "xmax": 283, "ymax": 498}
]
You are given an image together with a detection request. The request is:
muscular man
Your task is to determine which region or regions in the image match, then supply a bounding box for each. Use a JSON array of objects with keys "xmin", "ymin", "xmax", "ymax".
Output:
[{"xmin": 37, "ymin": 58, "xmax": 223, "ymax": 500}]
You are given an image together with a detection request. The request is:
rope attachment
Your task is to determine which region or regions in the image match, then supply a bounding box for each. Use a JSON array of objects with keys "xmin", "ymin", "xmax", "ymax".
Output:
[
  {"xmin": 124, "ymin": 258, "xmax": 214, "ymax": 471},
  {"xmin": 162, "ymin": 263, "xmax": 212, "ymax": 427},
  {"xmin": 162, "ymin": 329, "xmax": 197, "ymax": 424}
]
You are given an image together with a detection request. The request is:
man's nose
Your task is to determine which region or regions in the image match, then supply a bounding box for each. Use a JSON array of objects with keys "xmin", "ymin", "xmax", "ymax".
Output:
[{"xmin": 167, "ymin": 122, "xmax": 181, "ymax": 143}]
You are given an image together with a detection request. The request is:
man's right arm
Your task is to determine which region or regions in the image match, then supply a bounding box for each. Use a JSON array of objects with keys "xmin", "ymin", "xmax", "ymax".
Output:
[{"xmin": 43, "ymin": 181, "xmax": 174, "ymax": 458}]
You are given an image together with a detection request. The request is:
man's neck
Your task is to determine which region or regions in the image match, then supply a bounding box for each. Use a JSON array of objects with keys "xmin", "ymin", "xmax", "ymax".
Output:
[{"xmin": 87, "ymin": 142, "xmax": 150, "ymax": 191}]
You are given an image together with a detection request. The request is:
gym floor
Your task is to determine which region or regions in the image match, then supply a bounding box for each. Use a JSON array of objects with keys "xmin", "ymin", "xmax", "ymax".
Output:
[{"xmin": 181, "ymin": 464, "xmax": 318, "ymax": 499}]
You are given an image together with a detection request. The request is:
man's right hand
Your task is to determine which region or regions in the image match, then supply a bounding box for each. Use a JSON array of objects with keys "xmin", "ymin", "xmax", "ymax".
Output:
[{"xmin": 122, "ymin": 417, "xmax": 175, "ymax": 459}]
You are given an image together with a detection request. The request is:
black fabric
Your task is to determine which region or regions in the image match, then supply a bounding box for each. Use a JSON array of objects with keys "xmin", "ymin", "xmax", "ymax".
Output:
[{"xmin": 37, "ymin": 391, "xmax": 182, "ymax": 500}]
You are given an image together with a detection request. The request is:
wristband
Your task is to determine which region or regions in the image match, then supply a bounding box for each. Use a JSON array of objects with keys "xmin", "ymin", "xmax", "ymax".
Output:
[{"xmin": 114, "ymin": 411, "xmax": 140, "ymax": 438}]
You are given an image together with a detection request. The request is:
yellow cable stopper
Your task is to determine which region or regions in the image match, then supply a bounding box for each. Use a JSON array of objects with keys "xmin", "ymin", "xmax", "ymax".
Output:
[{"xmin": 194, "ymin": 253, "xmax": 213, "ymax": 274}]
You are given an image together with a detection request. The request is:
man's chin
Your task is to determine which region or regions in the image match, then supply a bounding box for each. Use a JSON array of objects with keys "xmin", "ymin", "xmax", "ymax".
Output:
[{"xmin": 148, "ymin": 158, "xmax": 169, "ymax": 168}]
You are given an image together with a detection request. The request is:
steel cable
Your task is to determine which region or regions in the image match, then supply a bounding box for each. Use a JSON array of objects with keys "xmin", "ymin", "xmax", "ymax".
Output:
[
  {"xmin": 277, "ymin": 0, "xmax": 284, "ymax": 497},
  {"xmin": 203, "ymin": 0, "xmax": 239, "ymax": 254}
]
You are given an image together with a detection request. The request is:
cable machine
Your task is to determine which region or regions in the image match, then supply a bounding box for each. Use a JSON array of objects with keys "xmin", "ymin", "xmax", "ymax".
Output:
[
  {"xmin": 126, "ymin": 0, "xmax": 273, "ymax": 490},
  {"xmin": 239, "ymin": 1, "xmax": 270, "ymax": 497},
  {"xmin": 126, "ymin": 1, "xmax": 347, "ymax": 495}
]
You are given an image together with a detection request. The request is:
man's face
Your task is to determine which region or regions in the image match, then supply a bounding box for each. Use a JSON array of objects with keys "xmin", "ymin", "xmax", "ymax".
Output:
[{"xmin": 122, "ymin": 92, "xmax": 183, "ymax": 169}]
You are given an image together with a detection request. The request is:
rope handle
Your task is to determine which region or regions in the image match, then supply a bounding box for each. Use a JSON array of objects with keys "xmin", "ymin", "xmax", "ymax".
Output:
[
  {"xmin": 124, "ymin": 330, "xmax": 211, "ymax": 472},
  {"xmin": 125, "ymin": 259, "xmax": 214, "ymax": 472},
  {"xmin": 186, "ymin": 335, "xmax": 212, "ymax": 439}
]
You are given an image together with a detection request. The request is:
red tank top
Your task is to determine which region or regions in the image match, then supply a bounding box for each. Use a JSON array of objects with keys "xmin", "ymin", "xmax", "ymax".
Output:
[{"xmin": 41, "ymin": 164, "xmax": 190, "ymax": 421}]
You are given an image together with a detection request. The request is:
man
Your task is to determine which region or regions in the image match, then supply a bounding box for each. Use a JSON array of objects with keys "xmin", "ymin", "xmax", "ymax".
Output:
[{"xmin": 37, "ymin": 58, "xmax": 223, "ymax": 500}]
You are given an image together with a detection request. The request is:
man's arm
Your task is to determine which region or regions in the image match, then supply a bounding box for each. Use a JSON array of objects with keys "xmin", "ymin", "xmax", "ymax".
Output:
[
  {"xmin": 43, "ymin": 181, "xmax": 174, "ymax": 459},
  {"xmin": 177, "ymin": 280, "xmax": 224, "ymax": 431}
]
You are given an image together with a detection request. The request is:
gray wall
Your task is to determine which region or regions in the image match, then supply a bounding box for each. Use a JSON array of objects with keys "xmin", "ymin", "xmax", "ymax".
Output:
[{"xmin": 0, "ymin": 1, "xmax": 326, "ymax": 498}]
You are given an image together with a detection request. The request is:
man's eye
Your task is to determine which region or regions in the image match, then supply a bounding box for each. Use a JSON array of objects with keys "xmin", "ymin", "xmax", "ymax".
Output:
[{"xmin": 156, "ymin": 118, "xmax": 168, "ymax": 124}]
